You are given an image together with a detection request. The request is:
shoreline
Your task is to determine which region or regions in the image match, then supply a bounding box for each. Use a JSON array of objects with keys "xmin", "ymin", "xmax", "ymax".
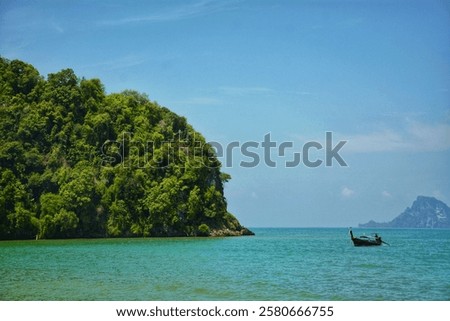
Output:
[{"xmin": 0, "ymin": 227, "xmax": 255, "ymax": 242}]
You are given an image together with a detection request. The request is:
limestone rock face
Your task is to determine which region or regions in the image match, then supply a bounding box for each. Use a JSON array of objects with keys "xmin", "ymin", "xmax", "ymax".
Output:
[{"xmin": 359, "ymin": 196, "xmax": 450, "ymax": 228}]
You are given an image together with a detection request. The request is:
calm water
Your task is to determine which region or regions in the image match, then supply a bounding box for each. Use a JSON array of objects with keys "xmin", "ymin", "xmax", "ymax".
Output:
[{"xmin": 1, "ymin": 228, "xmax": 449, "ymax": 300}]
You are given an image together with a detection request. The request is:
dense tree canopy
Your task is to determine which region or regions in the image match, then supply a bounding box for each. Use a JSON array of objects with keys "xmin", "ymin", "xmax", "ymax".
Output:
[{"xmin": 0, "ymin": 57, "xmax": 251, "ymax": 239}]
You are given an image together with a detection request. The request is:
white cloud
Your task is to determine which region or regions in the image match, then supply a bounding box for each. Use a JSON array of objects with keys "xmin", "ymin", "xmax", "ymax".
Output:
[
  {"xmin": 50, "ymin": 22, "xmax": 64, "ymax": 34},
  {"xmin": 99, "ymin": 0, "xmax": 236, "ymax": 26},
  {"xmin": 341, "ymin": 187, "xmax": 355, "ymax": 198},
  {"xmin": 407, "ymin": 121, "xmax": 450, "ymax": 151},
  {"xmin": 174, "ymin": 97, "xmax": 222, "ymax": 106},
  {"xmin": 343, "ymin": 121, "xmax": 450, "ymax": 153},
  {"xmin": 432, "ymin": 190, "xmax": 445, "ymax": 200},
  {"xmin": 343, "ymin": 129, "xmax": 404, "ymax": 153},
  {"xmin": 381, "ymin": 190, "xmax": 392, "ymax": 198},
  {"xmin": 218, "ymin": 86, "xmax": 274, "ymax": 96}
]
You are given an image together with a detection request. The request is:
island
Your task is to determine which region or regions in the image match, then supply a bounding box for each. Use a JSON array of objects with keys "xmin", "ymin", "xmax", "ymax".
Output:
[
  {"xmin": 0, "ymin": 57, "xmax": 253, "ymax": 239},
  {"xmin": 359, "ymin": 196, "xmax": 450, "ymax": 229}
]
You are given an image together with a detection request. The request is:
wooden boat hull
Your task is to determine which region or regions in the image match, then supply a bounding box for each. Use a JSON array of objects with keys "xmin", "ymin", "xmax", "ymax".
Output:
[
  {"xmin": 351, "ymin": 237, "xmax": 382, "ymax": 246},
  {"xmin": 349, "ymin": 229, "xmax": 382, "ymax": 246}
]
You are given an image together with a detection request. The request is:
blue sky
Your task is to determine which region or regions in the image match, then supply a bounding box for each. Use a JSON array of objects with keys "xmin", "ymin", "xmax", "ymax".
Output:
[{"xmin": 1, "ymin": 0, "xmax": 449, "ymax": 227}]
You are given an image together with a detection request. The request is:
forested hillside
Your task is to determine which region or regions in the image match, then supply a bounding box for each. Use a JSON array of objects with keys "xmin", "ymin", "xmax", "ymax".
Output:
[{"xmin": 0, "ymin": 57, "xmax": 251, "ymax": 239}]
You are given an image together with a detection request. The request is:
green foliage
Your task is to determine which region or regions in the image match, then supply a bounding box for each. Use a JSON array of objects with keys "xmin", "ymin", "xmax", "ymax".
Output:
[
  {"xmin": 0, "ymin": 57, "xmax": 242, "ymax": 239},
  {"xmin": 197, "ymin": 224, "xmax": 210, "ymax": 236}
]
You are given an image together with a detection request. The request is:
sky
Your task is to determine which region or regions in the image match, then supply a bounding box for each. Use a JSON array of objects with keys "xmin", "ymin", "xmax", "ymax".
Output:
[{"xmin": 1, "ymin": 0, "xmax": 449, "ymax": 227}]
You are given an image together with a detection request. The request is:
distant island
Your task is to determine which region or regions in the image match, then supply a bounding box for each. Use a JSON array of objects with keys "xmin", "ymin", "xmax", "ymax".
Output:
[
  {"xmin": 0, "ymin": 57, "xmax": 253, "ymax": 239},
  {"xmin": 359, "ymin": 196, "xmax": 450, "ymax": 228}
]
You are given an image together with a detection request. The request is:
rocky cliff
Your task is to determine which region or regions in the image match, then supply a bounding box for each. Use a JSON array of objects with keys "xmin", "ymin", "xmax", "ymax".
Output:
[{"xmin": 359, "ymin": 196, "xmax": 450, "ymax": 228}]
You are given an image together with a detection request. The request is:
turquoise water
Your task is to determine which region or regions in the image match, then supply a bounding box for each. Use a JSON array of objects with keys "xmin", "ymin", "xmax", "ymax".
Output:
[{"xmin": 1, "ymin": 228, "xmax": 449, "ymax": 300}]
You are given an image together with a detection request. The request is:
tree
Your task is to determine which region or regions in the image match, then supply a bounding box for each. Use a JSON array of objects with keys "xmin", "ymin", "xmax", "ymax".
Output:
[{"xmin": 0, "ymin": 57, "xmax": 250, "ymax": 239}]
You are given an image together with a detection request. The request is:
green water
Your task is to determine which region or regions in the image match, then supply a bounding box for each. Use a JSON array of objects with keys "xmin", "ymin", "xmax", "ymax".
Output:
[{"xmin": 1, "ymin": 228, "xmax": 449, "ymax": 300}]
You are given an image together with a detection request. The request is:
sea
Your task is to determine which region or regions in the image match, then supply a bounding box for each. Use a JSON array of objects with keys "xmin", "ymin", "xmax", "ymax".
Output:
[{"xmin": 1, "ymin": 228, "xmax": 449, "ymax": 301}]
